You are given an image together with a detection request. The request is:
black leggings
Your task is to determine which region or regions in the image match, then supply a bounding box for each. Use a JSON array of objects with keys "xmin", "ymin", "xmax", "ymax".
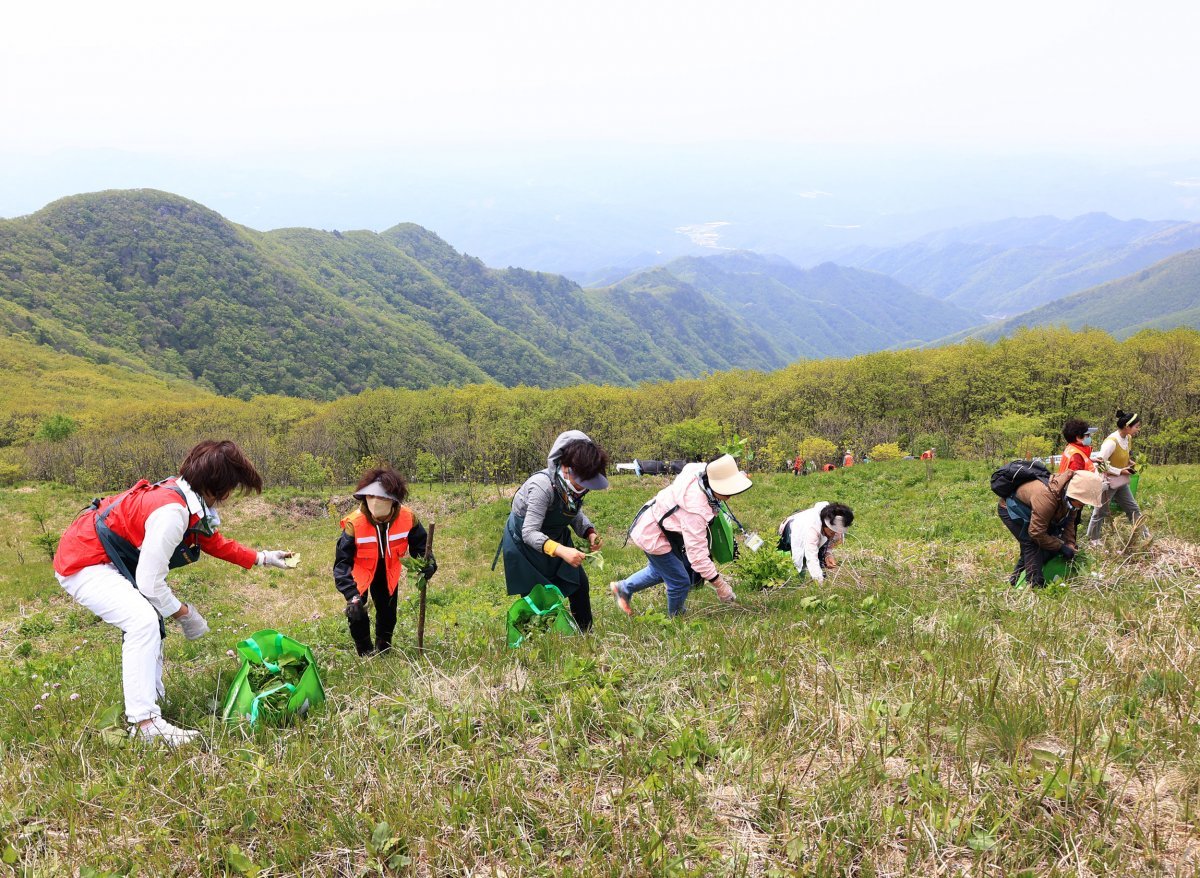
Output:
[
  {"xmin": 997, "ymin": 501, "xmax": 1057, "ymax": 588},
  {"xmin": 347, "ymin": 574, "xmax": 399, "ymax": 653}
]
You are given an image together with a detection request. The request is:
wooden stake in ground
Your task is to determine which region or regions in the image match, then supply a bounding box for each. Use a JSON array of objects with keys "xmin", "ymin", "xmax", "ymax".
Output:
[{"xmin": 417, "ymin": 521, "xmax": 435, "ymax": 654}]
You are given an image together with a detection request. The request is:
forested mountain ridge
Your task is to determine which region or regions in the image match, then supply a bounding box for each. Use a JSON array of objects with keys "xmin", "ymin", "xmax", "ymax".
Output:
[
  {"xmin": 0, "ymin": 190, "xmax": 790, "ymax": 398},
  {"xmin": 633, "ymin": 251, "xmax": 985, "ymax": 358},
  {"xmin": 838, "ymin": 212, "xmax": 1200, "ymax": 317}
]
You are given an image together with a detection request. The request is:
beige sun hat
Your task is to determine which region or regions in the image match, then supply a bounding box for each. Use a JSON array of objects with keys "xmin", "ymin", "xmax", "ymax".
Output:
[
  {"xmin": 1065, "ymin": 469, "xmax": 1105, "ymax": 507},
  {"xmin": 705, "ymin": 454, "xmax": 753, "ymax": 496}
]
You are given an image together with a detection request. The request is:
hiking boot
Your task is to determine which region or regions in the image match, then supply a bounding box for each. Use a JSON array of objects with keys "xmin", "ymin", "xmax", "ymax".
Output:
[
  {"xmin": 610, "ymin": 581, "xmax": 633, "ymax": 616},
  {"xmin": 714, "ymin": 578, "xmax": 736, "ymax": 604},
  {"xmin": 132, "ymin": 716, "xmax": 200, "ymax": 747}
]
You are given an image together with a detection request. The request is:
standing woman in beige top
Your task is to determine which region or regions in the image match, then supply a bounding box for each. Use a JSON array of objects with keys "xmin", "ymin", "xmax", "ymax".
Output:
[{"xmin": 1086, "ymin": 409, "xmax": 1149, "ymax": 543}]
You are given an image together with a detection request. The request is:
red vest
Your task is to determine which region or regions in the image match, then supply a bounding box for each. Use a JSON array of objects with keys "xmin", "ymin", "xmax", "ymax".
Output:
[
  {"xmin": 54, "ymin": 478, "xmax": 257, "ymax": 577},
  {"xmin": 1058, "ymin": 443, "xmax": 1095, "ymax": 474},
  {"xmin": 340, "ymin": 507, "xmax": 414, "ymax": 596}
]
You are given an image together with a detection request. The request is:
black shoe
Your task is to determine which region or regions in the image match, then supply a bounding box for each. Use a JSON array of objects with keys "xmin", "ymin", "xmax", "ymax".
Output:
[{"xmin": 375, "ymin": 640, "xmax": 392, "ymax": 654}]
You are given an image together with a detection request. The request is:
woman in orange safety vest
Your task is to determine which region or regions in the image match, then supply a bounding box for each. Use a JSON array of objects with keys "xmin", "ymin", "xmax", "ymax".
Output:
[{"xmin": 333, "ymin": 467, "xmax": 434, "ymax": 656}]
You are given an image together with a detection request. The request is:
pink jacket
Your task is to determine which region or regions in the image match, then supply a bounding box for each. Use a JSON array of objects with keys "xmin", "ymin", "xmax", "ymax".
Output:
[{"xmin": 629, "ymin": 463, "xmax": 720, "ymax": 581}]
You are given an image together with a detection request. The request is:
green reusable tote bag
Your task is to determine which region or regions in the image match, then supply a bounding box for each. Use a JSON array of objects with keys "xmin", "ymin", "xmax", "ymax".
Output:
[
  {"xmin": 221, "ymin": 629, "xmax": 326, "ymax": 725},
  {"xmin": 707, "ymin": 501, "xmax": 737, "ymax": 564},
  {"xmin": 506, "ymin": 583, "xmax": 580, "ymax": 648}
]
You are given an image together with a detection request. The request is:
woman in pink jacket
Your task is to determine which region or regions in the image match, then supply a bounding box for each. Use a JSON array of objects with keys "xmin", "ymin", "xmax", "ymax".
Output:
[{"xmin": 611, "ymin": 455, "xmax": 751, "ymax": 616}]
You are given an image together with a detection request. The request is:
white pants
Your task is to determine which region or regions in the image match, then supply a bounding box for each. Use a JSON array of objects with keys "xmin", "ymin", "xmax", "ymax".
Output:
[{"xmin": 56, "ymin": 563, "xmax": 165, "ymax": 724}]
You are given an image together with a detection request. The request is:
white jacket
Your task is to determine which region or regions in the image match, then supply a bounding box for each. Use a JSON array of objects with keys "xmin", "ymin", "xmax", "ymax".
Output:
[{"xmin": 780, "ymin": 502, "xmax": 834, "ymax": 583}]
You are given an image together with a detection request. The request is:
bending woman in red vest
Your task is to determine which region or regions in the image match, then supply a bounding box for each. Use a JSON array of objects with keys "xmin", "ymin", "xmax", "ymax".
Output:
[
  {"xmin": 53, "ymin": 440, "xmax": 295, "ymax": 746},
  {"xmin": 333, "ymin": 467, "xmax": 435, "ymax": 656}
]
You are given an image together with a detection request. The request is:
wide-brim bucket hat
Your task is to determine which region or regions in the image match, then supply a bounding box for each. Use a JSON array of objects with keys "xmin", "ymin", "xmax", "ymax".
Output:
[
  {"xmin": 706, "ymin": 454, "xmax": 753, "ymax": 496},
  {"xmin": 1065, "ymin": 469, "xmax": 1105, "ymax": 507}
]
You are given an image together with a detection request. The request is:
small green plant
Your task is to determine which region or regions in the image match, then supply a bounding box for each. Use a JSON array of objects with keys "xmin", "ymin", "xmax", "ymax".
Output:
[
  {"xmin": 718, "ymin": 432, "xmax": 755, "ymax": 463},
  {"xmin": 732, "ymin": 547, "xmax": 794, "ymax": 590},
  {"xmin": 367, "ymin": 821, "xmax": 411, "ymax": 872},
  {"xmin": 30, "ymin": 504, "xmax": 58, "ymax": 562}
]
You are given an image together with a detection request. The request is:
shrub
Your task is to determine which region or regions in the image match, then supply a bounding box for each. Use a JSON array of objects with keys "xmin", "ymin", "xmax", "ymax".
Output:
[
  {"xmin": 869, "ymin": 442, "xmax": 903, "ymax": 461},
  {"xmin": 35, "ymin": 415, "xmax": 78, "ymax": 442},
  {"xmin": 660, "ymin": 418, "xmax": 722, "ymax": 460},
  {"xmin": 1016, "ymin": 434, "xmax": 1052, "ymax": 460},
  {"xmin": 796, "ymin": 437, "xmax": 838, "ymax": 466}
]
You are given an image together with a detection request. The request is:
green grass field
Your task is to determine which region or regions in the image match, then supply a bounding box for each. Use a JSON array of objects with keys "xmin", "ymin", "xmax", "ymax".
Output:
[{"xmin": 2, "ymin": 461, "xmax": 1200, "ymax": 877}]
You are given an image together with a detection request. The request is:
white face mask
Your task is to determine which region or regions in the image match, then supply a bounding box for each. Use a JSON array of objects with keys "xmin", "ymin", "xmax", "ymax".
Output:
[{"xmin": 366, "ymin": 497, "xmax": 395, "ymax": 520}]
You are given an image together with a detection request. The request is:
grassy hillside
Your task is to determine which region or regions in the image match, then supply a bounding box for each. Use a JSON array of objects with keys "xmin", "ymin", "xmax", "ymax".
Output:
[
  {"xmin": 942, "ymin": 249, "xmax": 1200, "ymax": 345},
  {"xmin": 3, "ymin": 463, "xmax": 1200, "ymax": 874},
  {"xmin": 0, "ymin": 332, "xmax": 212, "ymax": 447},
  {"xmin": 844, "ymin": 213, "xmax": 1200, "ymax": 318}
]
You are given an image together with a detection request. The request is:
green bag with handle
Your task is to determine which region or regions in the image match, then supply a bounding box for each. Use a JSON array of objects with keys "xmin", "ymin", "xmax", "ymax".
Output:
[
  {"xmin": 506, "ymin": 583, "xmax": 580, "ymax": 648},
  {"xmin": 221, "ymin": 629, "xmax": 326, "ymax": 725},
  {"xmin": 707, "ymin": 501, "xmax": 738, "ymax": 564}
]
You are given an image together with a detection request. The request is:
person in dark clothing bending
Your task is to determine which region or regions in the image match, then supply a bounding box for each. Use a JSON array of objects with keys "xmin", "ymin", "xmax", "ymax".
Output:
[
  {"xmin": 997, "ymin": 468, "xmax": 1102, "ymax": 588},
  {"xmin": 496, "ymin": 430, "xmax": 609, "ymax": 631},
  {"xmin": 333, "ymin": 467, "xmax": 435, "ymax": 655}
]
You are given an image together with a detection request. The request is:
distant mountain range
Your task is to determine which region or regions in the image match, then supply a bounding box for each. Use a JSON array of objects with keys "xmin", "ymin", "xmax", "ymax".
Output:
[
  {"xmin": 619, "ymin": 253, "xmax": 984, "ymax": 359},
  {"xmin": 3, "ymin": 192, "xmax": 1198, "ymax": 403},
  {"xmin": 941, "ymin": 247, "xmax": 1200, "ymax": 343},
  {"xmin": 836, "ymin": 212, "xmax": 1200, "ymax": 318}
]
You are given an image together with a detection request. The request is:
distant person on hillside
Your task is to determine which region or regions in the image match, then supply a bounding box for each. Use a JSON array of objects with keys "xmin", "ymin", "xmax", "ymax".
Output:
[
  {"xmin": 792, "ymin": 455, "xmax": 805, "ymax": 476},
  {"xmin": 842, "ymin": 450, "xmax": 855, "ymax": 467},
  {"xmin": 52, "ymin": 440, "xmax": 295, "ymax": 746},
  {"xmin": 610, "ymin": 455, "xmax": 750, "ymax": 617},
  {"xmin": 1085, "ymin": 409, "xmax": 1150, "ymax": 545},
  {"xmin": 496, "ymin": 431, "xmax": 608, "ymax": 632},
  {"xmin": 920, "ymin": 448, "xmax": 935, "ymax": 461},
  {"xmin": 997, "ymin": 468, "xmax": 1103, "ymax": 588},
  {"xmin": 777, "ymin": 502, "xmax": 854, "ymax": 583},
  {"xmin": 334, "ymin": 467, "xmax": 435, "ymax": 656},
  {"xmin": 1058, "ymin": 420, "xmax": 1097, "ymax": 473}
]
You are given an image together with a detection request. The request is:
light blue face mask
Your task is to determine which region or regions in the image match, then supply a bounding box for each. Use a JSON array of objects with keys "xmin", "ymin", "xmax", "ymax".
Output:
[{"xmin": 1083, "ymin": 436, "xmax": 1092, "ymax": 447}]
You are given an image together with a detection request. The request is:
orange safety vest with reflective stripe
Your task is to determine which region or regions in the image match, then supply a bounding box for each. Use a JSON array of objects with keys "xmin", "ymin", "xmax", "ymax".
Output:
[
  {"xmin": 1058, "ymin": 443, "xmax": 1095, "ymax": 474},
  {"xmin": 339, "ymin": 507, "xmax": 413, "ymax": 596}
]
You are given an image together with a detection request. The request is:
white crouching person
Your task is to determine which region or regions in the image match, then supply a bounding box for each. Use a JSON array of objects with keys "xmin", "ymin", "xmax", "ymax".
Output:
[{"xmin": 777, "ymin": 502, "xmax": 854, "ymax": 582}]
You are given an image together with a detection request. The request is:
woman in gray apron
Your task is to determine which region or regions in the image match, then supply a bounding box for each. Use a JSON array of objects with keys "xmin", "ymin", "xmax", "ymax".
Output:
[{"xmin": 496, "ymin": 430, "xmax": 609, "ymax": 631}]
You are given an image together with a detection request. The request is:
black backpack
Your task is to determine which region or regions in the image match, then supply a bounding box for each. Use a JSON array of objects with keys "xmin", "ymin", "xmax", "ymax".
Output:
[{"xmin": 990, "ymin": 460, "xmax": 1051, "ymax": 499}]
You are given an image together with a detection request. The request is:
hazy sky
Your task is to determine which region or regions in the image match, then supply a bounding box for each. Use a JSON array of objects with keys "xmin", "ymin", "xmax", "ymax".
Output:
[
  {"xmin": 6, "ymin": 0, "xmax": 1199, "ymax": 154},
  {"xmin": 4, "ymin": 1, "xmax": 1199, "ymax": 271}
]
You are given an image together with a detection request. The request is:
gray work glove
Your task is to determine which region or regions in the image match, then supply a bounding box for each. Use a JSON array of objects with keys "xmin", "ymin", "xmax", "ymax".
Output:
[
  {"xmin": 177, "ymin": 605, "xmax": 210, "ymax": 640},
  {"xmin": 257, "ymin": 550, "xmax": 292, "ymax": 569}
]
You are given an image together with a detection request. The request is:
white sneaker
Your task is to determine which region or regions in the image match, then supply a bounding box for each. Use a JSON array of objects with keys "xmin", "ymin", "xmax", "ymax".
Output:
[
  {"xmin": 1089, "ymin": 539, "xmax": 1103, "ymax": 548},
  {"xmin": 132, "ymin": 716, "xmax": 200, "ymax": 747}
]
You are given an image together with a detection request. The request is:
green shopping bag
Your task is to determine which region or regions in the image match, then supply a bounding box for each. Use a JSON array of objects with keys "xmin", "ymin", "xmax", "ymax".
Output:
[
  {"xmin": 221, "ymin": 629, "xmax": 326, "ymax": 725},
  {"xmin": 707, "ymin": 501, "xmax": 737, "ymax": 564},
  {"xmin": 506, "ymin": 583, "xmax": 580, "ymax": 648},
  {"xmin": 1014, "ymin": 549, "xmax": 1085, "ymax": 587}
]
